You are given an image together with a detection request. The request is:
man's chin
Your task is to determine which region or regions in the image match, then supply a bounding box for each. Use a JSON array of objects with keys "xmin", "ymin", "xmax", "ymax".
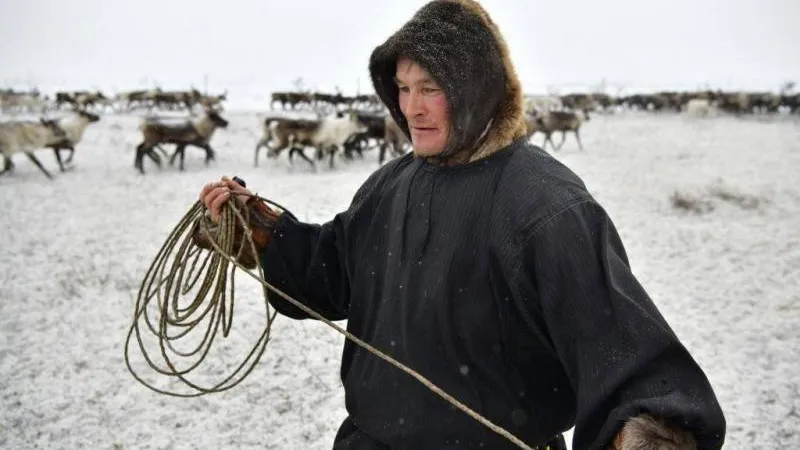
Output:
[
  {"xmin": 412, "ymin": 146, "xmax": 444, "ymax": 157},
  {"xmin": 411, "ymin": 139, "xmax": 445, "ymax": 157}
]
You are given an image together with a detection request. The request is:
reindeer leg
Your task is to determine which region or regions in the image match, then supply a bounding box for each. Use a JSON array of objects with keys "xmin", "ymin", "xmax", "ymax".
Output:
[
  {"xmin": 543, "ymin": 132, "xmax": 552, "ymax": 150},
  {"xmin": 358, "ymin": 139, "xmax": 369, "ymax": 159},
  {"xmin": 64, "ymin": 146, "xmax": 75, "ymax": 164},
  {"xmin": 541, "ymin": 133, "xmax": 551, "ymax": 151},
  {"xmin": 546, "ymin": 133, "xmax": 557, "ymax": 151},
  {"xmin": 64, "ymin": 146, "xmax": 75, "ymax": 166},
  {"xmin": 329, "ymin": 145, "xmax": 337, "ymax": 169},
  {"xmin": 52, "ymin": 147, "xmax": 66, "ymax": 172},
  {"xmin": 172, "ymin": 144, "xmax": 186, "ymax": 171},
  {"xmin": 52, "ymin": 146, "xmax": 74, "ymax": 172},
  {"xmin": 379, "ymin": 143, "xmax": 387, "ymax": 165},
  {"xmin": 203, "ymin": 144, "xmax": 216, "ymax": 165},
  {"xmin": 353, "ymin": 138, "xmax": 364, "ymax": 159},
  {"xmin": 574, "ymin": 128, "xmax": 585, "ymax": 151},
  {"xmin": 556, "ymin": 130, "xmax": 567, "ymax": 151},
  {"xmin": 134, "ymin": 143, "xmax": 146, "ymax": 174},
  {"xmin": 296, "ymin": 147, "xmax": 315, "ymax": 169},
  {"xmin": 156, "ymin": 145, "xmax": 169, "ymax": 159},
  {"xmin": 25, "ymin": 152, "xmax": 54, "ymax": 179},
  {"xmin": 146, "ymin": 149, "xmax": 162, "ymax": 170},
  {"xmin": 168, "ymin": 145, "xmax": 179, "ymax": 167},
  {"xmin": 342, "ymin": 141, "xmax": 352, "ymax": 160},
  {"xmin": 254, "ymin": 140, "xmax": 265, "ymax": 167},
  {"xmin": 0, "ymin": 154, "xmax": 14, "ymax": 176}
]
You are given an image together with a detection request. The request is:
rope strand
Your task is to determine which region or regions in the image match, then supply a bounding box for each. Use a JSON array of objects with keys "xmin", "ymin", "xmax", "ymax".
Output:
[{"xmin": 124, "ymin": 195, "xmax": 537, "ymax": 450}]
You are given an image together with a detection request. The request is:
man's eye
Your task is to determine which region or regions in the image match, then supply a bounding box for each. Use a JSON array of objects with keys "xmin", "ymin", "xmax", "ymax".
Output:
[
  {"xmin": 423, "ymin": 87, "xmax": 440, "ymax": 95},
  {"xmin": 398, "ymin": 86, "xmax": 410, "ymax": 93}
]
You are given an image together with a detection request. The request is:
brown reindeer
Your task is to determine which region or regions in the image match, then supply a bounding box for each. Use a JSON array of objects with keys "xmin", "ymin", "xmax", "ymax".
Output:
[
  {"xmin": 134, "ymin": 108, "xmax": 229, "ymax": 174},
  {"xmin": 254, "ymin": 116, "xmax": 321, "ymax": 167}
]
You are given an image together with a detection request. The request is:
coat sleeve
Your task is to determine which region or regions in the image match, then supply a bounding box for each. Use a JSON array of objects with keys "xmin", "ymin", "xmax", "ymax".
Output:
[
  {"xmin": 514, "ymin": 200, "xmax": 726, "ymax": 450},
  {"xmin": 257, "ymin": 168, "xmax": 382, "ymax": 322},
  {"xmin": 258, "ymin": 213, "xmax": 350, "ymax": 321}
]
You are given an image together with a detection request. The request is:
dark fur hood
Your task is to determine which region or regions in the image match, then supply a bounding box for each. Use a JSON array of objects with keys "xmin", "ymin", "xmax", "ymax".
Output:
[{"xmin": 368, "ymin": 0, "xmax": 527, "ymax": 163}]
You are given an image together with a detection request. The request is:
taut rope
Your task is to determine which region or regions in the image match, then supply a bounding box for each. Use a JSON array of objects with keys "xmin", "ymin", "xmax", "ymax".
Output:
[{"xmin": 124, "ymin": 195, "xmax": 537, "ymax": 450}]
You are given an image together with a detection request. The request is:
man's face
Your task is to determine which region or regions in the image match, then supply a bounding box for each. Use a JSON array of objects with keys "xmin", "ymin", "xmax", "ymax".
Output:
[{"xmin": 395, "ymin": 57, "xmax": 450, "ymax": 157}]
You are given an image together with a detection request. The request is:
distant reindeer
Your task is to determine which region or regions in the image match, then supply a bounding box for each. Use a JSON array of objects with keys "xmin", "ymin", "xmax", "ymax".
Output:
[
  {"xmin": 684, "ymin": 98, "xmax": 719, "ymax": 117},
  {"xmin": 534, "ymin": 110, "xmax": 588, "ymax": 151}
]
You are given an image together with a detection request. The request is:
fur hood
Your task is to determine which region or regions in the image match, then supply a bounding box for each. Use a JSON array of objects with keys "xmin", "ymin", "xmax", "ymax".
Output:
[{"xmin": 368, "ymin": 0, "xmax": 527, "ymax": 163}]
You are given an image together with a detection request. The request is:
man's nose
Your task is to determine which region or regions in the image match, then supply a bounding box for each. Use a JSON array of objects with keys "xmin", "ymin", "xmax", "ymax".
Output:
[{"xmin": 407, "ymin": 90, "xmax": 426, "ymax": 116}]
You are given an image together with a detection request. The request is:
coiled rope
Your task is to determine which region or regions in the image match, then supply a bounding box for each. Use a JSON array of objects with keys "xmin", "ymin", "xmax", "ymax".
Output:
[{"xmin": 124, "ymin": 194, "xmax": 537, "ymax": 450}]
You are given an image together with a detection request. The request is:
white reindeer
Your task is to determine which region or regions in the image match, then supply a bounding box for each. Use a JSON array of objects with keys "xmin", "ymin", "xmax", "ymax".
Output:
[
  {"xmin": 0, "ymin": 110, "xmax": 100, "ymax": 179},
  {"xmin": 258, "ymin": 112, "xmax": 367, "ymax": 169}
]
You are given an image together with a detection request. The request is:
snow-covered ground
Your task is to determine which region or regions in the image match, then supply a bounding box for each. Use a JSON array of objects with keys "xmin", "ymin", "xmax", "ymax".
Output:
[{"xmin": 1, "ymin": 110, "xmax": 798, "ymax": 449}]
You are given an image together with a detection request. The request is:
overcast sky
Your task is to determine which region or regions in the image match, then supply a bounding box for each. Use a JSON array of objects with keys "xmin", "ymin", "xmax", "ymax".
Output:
[{"xmin": 1, "ymin": 0, "xmax": 798, "ymax": 104}]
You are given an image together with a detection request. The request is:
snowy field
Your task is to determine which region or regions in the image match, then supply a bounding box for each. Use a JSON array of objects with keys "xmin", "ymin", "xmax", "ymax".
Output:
[{"xmin": 1, "ymin": 110, "xmax": 799, "ymax": 449}]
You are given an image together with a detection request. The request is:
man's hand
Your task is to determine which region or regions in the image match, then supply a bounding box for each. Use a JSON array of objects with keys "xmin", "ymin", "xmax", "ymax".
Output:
[
  {"xmin": 193, "ymin": 176, "xmax": 282, "ymax": 269},
  {"xmin": 199, "ymin": 176, "xmax": 253, "ymax": 223}
]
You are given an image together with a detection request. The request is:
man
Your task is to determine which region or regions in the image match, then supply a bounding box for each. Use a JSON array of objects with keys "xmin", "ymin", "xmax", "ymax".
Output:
[{"xmin": 195, "ymin": 1, "xmax": 726, "ymax": 448}]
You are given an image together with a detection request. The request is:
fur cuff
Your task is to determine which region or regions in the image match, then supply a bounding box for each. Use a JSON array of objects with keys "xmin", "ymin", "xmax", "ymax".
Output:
[{"xmin": 610, "ymin": 415, "xmax": 697, "ymax": 450}]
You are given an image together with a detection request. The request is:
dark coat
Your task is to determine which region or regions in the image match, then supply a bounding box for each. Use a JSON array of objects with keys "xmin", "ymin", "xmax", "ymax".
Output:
[{"xmin": 262, "ymin": 140, "xmax": 725, "ymax": 449}]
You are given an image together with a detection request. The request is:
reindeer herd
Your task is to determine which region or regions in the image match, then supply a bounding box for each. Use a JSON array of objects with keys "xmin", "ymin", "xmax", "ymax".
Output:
[
  {"xmin": 270, "ymin": 91, "xmax": 384, "ymax": 113},
  {"xmin": 526, "ymin": 89, "xmax": 800, "ymax": 116},
  {"xmin": 1, "ymin": 88, "xmax": 228, "ymax": 115},
  {"xmin": 1, "ymin": 85, "xmax": 799, "ymax": 180}
]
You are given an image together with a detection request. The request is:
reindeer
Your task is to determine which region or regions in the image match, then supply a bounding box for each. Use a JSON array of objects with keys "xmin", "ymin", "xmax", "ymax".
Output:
[
  {"xmin": 74, "ymin": 91, "xmax": 109, "ymax": 111},
  {"xmin": 534, "ymin": 110, "xmax": 588, "ymax": 152},
  {"xmin": 524, "ymin": 114, "xmax": 540, "ymax": 141},
  {"xmin": 524, "ymin": 95, "xmax": 563, "ymax": 115},
  {"xmin": 1, "ymin": 90, "xmax": 47, "ymax": 115},
  {"xmin": 784, "ymin": 93, "xmax": 800, "ymax": 114},
  {"xmin": 254, "ymin": 115, "xmax": 311, "ymax": 167},
  {"xmin": 0, "ymin": 110, "xmax": 101, "ymax": 179},
  {"xmin": 115, "ymin": 89, "xmax": 160, "ymax": 111},
  {"xmin": 134, "ymin": 108, "xmax": 229, "ymax": 174},
  {"xmin": 380, "ymin": 115, "xmax": 409, "ymax": 165},
  {"xmin": 197, "ymin": 90, "xmax": 227, "ymax": 111},
  {"xmin": 46, "ymin": 110, "xmax": 102, "ymax": 167},
  {"xmin": 342, "ymin": 112, "xmax": 386, "ymax": 160},
  {"xmin": 711, "ymin": 91, "xmax": 749, "ymax": 115},
  {"xmin": 259, "ymin": 112, "xmax": 367, "ymax": 170},
  {"xmin": 684, "ymin": 98, "xmax": 719, "ymax": 117},
  {"xmin": 270, "ymin": 92, "xmax": 313, "ymax": 110},
  {"xmin": 560, "ymin": 93, "xmax": 597, "ymax": 115}
]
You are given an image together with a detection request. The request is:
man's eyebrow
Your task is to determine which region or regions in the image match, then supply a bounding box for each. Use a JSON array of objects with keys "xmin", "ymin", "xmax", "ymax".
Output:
[{"xmin": 393, "ymin": 76, "xmax": 437, "ymax": 85}]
